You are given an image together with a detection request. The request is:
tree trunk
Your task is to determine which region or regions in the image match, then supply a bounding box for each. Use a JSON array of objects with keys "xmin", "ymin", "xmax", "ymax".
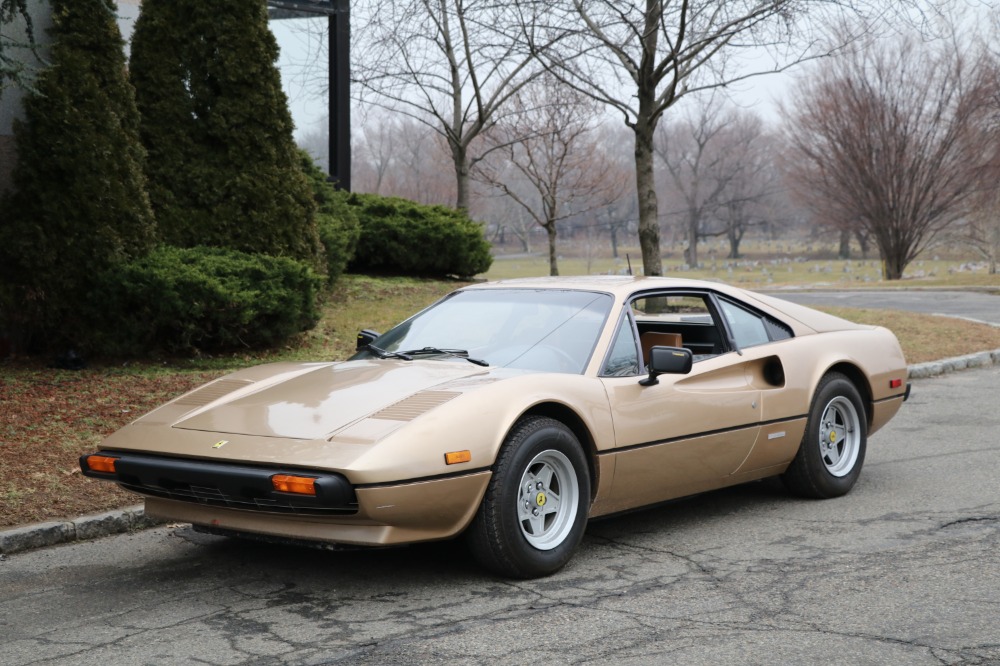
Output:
[
  {"xmin": 854, "ymin": 229, "xmax": 870, "ymax": 259},
  {"xmin": 634, "ymin": 120, "xmax": 661, "ymax": 276},
  {"xmin": 882, "ymin": 255, "xmax": 905, "ymax": 280},
  {"xmin": 546, "ymin": 222, "xmax": 559, "ymax": 276},
  {"xmin": 839, "ymin": 228, "xmax": 851, "ymax": 259},
  {"xmin": 686, "ymin": 211, "xmax": 700, "ymax": 267},
  {"xmin": 728, "ymin": 226, "xmax": 743, "ymax": 259},
  {"xmin": 451, "ymin": 140, "xmax": 470, "ymax": 212}
]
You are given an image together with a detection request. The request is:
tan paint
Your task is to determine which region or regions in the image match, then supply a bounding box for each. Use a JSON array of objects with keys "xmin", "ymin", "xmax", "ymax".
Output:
[
  {"xmin": 92, "ymin": 276, "xmax": 910, "ymax": 549},
  {"xmin": 145, "ymin": 471, "xmax": 491, "ymax": 546}
]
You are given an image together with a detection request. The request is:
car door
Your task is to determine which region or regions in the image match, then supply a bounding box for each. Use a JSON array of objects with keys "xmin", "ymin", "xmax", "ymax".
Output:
[{"xmin": 597, "ymin": 292, "xmax": 764, "ymax": 513}]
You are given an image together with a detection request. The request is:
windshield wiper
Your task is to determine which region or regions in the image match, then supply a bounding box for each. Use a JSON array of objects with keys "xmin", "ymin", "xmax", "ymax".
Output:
[
  {"xmin": 398, "ymin": 347, "xmax": 489, "ymax": 367},
  {"xmin": 366, "ymin": 344, "xmax": 413, "ymax": 361}
]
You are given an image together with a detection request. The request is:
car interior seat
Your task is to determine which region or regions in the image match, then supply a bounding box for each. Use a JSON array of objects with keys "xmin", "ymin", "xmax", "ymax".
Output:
[{"xmin": 640, "ymin": 332, "xmax": 682, "ymax": 367}]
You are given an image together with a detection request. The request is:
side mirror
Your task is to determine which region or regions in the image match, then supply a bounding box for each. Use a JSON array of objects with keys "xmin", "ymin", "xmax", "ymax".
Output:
[
  {"xmin": 356, "ymin": 329, "xmax": 381, "ymax": 351},
  {"xmin": 639, "ymin": 346, "xmax": 693, "ymax": 386}
]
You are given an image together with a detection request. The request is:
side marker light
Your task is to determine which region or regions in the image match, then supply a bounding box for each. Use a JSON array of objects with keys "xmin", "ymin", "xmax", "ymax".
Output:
[
  {"xmin": 85, "ymin": 455, "xmax": 118, "ymax": 474},
  {"xmin": 271, "ymin": 474, "xmax": 317, "ymax": 496},
  {"xmin": 889, "ymin": 379, "xmax": 903, "ymax": 389},
  {"xmin": 445, "ymin": 450, "xmax": 472, "ymax": 465}
]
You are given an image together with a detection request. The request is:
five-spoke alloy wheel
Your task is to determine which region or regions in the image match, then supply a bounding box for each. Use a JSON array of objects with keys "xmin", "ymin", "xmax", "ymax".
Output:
[
  {"xmin": 467, "ymin": 416, "xmax": 590, "ymax": 578},
  {"xmin": 516, "ymin": 449, "xmax": 580, "ymax": 550},
  {"xmin": 782, "ymin": 372, "xmax": 868, "ymax": 498}
]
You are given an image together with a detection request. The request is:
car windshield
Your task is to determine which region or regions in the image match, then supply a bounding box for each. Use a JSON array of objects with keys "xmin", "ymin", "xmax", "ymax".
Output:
[{"xmin": 354, "ymin": 289, "xmax": 613, "ymax": 374}]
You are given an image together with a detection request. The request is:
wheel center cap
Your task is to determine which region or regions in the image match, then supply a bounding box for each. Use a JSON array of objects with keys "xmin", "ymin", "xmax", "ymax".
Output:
[{"xmin": 535, "ymin": 492, "xmax": 547, "ymax": 507}]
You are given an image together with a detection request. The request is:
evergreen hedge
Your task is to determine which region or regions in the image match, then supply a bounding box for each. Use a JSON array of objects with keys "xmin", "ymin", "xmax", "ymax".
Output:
[
  {"xmin": 90, "ymin": 246, "xmax": 321, "ymax": 355},
  {"xmin": 129, "ymin": 0, "xmax": 323, "ymax": 270},
  {"xmin": 0, "ymin": 0, "xmax": 154, "ymax": 351},
  {"xmin": 298, "ymin": 150, "xmax": 359, "ymax": 283},
  {"xmin": 347, "ymin": 194, "xmax": 492, "ymax": 278}
]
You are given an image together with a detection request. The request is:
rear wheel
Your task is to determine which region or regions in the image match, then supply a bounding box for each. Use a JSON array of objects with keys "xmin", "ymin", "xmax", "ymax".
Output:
[
  {"xmin": 466, "ymin": 416, "xmax": 590, "ymax": 578},
  {"xmin": 782, "ymin": 372, "xmax": 867, "ymax": 499}
]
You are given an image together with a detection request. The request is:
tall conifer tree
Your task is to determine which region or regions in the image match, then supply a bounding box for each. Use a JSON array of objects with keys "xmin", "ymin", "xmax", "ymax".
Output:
[
  {"xmin": 0, "ymin": 0, "xmax": 154, "ymax": 349},
  {"xmin": 130, "ymin": 0, "xmax": 322, "ymax": 268}
]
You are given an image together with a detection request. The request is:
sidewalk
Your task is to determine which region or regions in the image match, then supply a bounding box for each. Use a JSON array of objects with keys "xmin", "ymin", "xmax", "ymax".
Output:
[{"xmin": 3, "ymin": 348, "xmax": 1000, "ymax": 557}]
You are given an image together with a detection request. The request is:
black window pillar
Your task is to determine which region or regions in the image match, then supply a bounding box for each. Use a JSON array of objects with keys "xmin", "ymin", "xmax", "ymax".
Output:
[
  {"xmin": 268, "ymin": 1, "xmax": 351, "ymax": 190},
  {"xmin": 328, "ymin": 0, "xmax": 350, "ymax": 191}
]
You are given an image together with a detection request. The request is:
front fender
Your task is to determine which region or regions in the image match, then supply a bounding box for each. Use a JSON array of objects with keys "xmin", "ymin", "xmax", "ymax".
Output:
[{"xmin": 338, "ymin": 372, "xmax": 614, "ymax": 485}]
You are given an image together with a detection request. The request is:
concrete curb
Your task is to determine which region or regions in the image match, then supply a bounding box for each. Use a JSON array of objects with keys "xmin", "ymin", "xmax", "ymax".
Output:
[
  {"xmin": 906, "ymin": 348, "xmax": 1000, "ymax": 379},
  {"xmin": 3, "ymin": 348, "xmax": 1000, "ymax": 557},
  {"xmin": 0, "ymin": 505, "xmax": 163, "ymax": 556}
]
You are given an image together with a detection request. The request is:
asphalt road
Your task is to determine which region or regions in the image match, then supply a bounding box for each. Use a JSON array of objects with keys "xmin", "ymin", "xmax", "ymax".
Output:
[
  {"xmin": 764, "ymin": 290, "xmax": 1000, "ymax": 325},
  {"xmin": 2, "ymin": 365, "xmax": 999, "ymax": 665}
]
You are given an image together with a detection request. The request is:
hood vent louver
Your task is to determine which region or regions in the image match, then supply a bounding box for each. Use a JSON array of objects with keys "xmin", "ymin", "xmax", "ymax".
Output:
[
  {"xmin": 371, "ymin": 390, "xmax": 461, "ymax": 422},
  {"xmin": 174, "ymin": 379, "xmax": 254, "ymax": 407}
]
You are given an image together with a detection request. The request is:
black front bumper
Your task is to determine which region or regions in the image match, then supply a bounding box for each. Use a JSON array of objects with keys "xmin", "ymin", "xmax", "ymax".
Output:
[{"xmin": 81, "ymin": 451, "xmax": 357, "ymax": 516}]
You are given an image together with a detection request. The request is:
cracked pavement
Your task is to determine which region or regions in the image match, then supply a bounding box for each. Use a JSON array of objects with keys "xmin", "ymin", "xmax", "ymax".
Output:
[{"xmin": 2, "ymin": 366, "xmax": 999, "ymax": 665}]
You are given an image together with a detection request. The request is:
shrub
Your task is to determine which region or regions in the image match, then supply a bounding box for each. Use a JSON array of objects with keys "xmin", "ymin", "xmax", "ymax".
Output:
[
  {"xmin": 347, "ymin": 194, "xmax": 492, "ymax": 278},
  {"xmin": 0, "ymin": 0, "xmax": 154, "ymax": 352},
  {"xmin": 90, "ymin": 246, "xmax": 321, "ymax": 355},
  {"xmin": 298, "ymin": 150, "xmax": 359, "ymax": 283},
  {"xmin": 129, "ymin": 0, "xmax": 323, "ymax": 270}
]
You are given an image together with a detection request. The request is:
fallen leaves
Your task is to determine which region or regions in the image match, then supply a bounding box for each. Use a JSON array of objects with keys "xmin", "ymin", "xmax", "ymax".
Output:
[{"xmin": 0, "ymin": 364, "xmax": 219, "ymax": 528}]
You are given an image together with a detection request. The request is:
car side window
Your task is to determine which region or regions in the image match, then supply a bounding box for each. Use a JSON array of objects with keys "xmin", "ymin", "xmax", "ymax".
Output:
[
  {"xmin": 632, "ymin": 292, "xmax": 725, "ymax": 362},
  {"xmin": 718, "ymin": 298, "xmax": 791, "ymax": 348},
  {"xmin": 602, "ymin": 314, "xmax": 641, "ymax": 377}
]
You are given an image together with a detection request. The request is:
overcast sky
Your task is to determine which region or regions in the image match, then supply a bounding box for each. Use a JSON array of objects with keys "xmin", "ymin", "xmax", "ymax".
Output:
[{"xmin": 268, "ymin": 16, "xmax": 793, "ymax": 142}]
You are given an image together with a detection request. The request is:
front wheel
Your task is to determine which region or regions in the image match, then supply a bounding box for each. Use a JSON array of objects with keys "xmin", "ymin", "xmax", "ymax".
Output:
[
  {"xmin": 466, "ymin": 416, "xmax": 590, "ymax": 578},
  {"xmin": 782, "ymin": 373, "xmax": 867, "ymax": 499}
]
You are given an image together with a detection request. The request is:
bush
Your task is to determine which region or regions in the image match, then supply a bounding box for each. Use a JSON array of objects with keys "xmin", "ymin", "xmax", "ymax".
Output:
[
  {"xmin": 298, "ymin": 150, "xmax": 359, "ymax": 283},
  {"xmin": 130, "ymin": 0, "xmax": 323, "ymax": 270},
  {"xmin": 347, "ymin": 194, "xmax": 492, "ymax": 278},
  {"xmin": 0, "ymin": 0, "xmax": 155, "ymax": 352},
  {"xmin": 90, "ymin": 246, "xmax": 321, "ymax": 355}
]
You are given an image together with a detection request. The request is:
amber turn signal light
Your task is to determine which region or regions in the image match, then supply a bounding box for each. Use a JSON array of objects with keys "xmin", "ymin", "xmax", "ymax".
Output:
[
  {"xmin": 84, "ymin": 455, "xmax": 118, "ymax": 474},
  {"xmin": 444, "ymin": 450, "xmax": 472, "ymax": 465},
  {"xmin": 271, "ymin": 474, "xmax": 317, "ymax": 496}
]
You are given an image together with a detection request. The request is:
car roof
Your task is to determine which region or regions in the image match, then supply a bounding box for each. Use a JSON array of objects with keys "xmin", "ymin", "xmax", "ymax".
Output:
[
  {"xmin": 461, "ymin": 276, "xmax": 868, "ymax": 335},
  {"xmin": 463, "ymin": 275, "xmax": 745, "ymax": 299}
]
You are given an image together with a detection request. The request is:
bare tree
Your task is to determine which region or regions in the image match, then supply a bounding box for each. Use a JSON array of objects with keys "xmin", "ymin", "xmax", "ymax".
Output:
[
  {"xmin": 656, "ymin": 100, "xmax": 776, "ymax": 264},
  {"xmin": 785, "ymin": 28, "xmax": 995, "ymax": 279},
  {"xmin": 352, "ymin": 0, "xmax": 554, "ymax": 212},
  {"xmin": 477, "ymin": 78, "xmax": 624, "ymax": 275},
  {"xmin": 955, "ymin": 203, "xmax": 1000, "ymax": 274},
  {"xmin": 342, "ymin": 113, "xmax": 457, "ymax": 204},
  {"xmin": 355, "ymin": 110, "xmax": 398, "ymax": 195},
  {"xmin": 954, "ymin": 13, "xmax": 1000, "ymax": 275},
  {"xmin": 656, "ymin": 100, "xmax": 732, "ymax": 266},
  {"xmin": 775, "ymin": 134, "xmax": 871, "ymax": 258},
  {"xmin": 1, "ymin": 0, "xmax": 37, "ymax": 96},
  {"xmin": 524, "ymin": 0, "xmax": 903, "ymax": 276},
  {"xmin": 481, "ymin": 200, "xmax": 536, "ymax": 253},
  {"xmin": 714, "ymin": 116, "xmax": 782, "ymax": 259}
]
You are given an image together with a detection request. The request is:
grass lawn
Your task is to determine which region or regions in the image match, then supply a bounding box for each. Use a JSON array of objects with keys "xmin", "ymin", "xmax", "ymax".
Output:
[
  {"xmin": 2, "ymin": 273, "xmax": 999, "ymax": 529},
  {"xmin": 487, "ymin": 242, "xmax": 1000, "ymax": 290}
]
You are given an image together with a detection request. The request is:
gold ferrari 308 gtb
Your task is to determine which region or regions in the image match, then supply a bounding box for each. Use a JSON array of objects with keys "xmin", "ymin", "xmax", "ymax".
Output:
[{"xmin": 82, "ymin": 276, "xmax": 910, "ymax": 578}]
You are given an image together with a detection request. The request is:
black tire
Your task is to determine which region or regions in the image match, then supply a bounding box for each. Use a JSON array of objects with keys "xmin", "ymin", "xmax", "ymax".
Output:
[
  {"xmin": 466, "ymin": 416, "xmax": 590, "ymax": 579},
  {"xmin": 782, "ymin": 372, "xmax": 867, "ymax": 499}
]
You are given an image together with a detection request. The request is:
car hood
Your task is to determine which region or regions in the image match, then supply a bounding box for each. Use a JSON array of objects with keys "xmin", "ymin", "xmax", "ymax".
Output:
[{"xmin": 172, "ymin": 359, "xmax": 491, "ymax": 440}]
